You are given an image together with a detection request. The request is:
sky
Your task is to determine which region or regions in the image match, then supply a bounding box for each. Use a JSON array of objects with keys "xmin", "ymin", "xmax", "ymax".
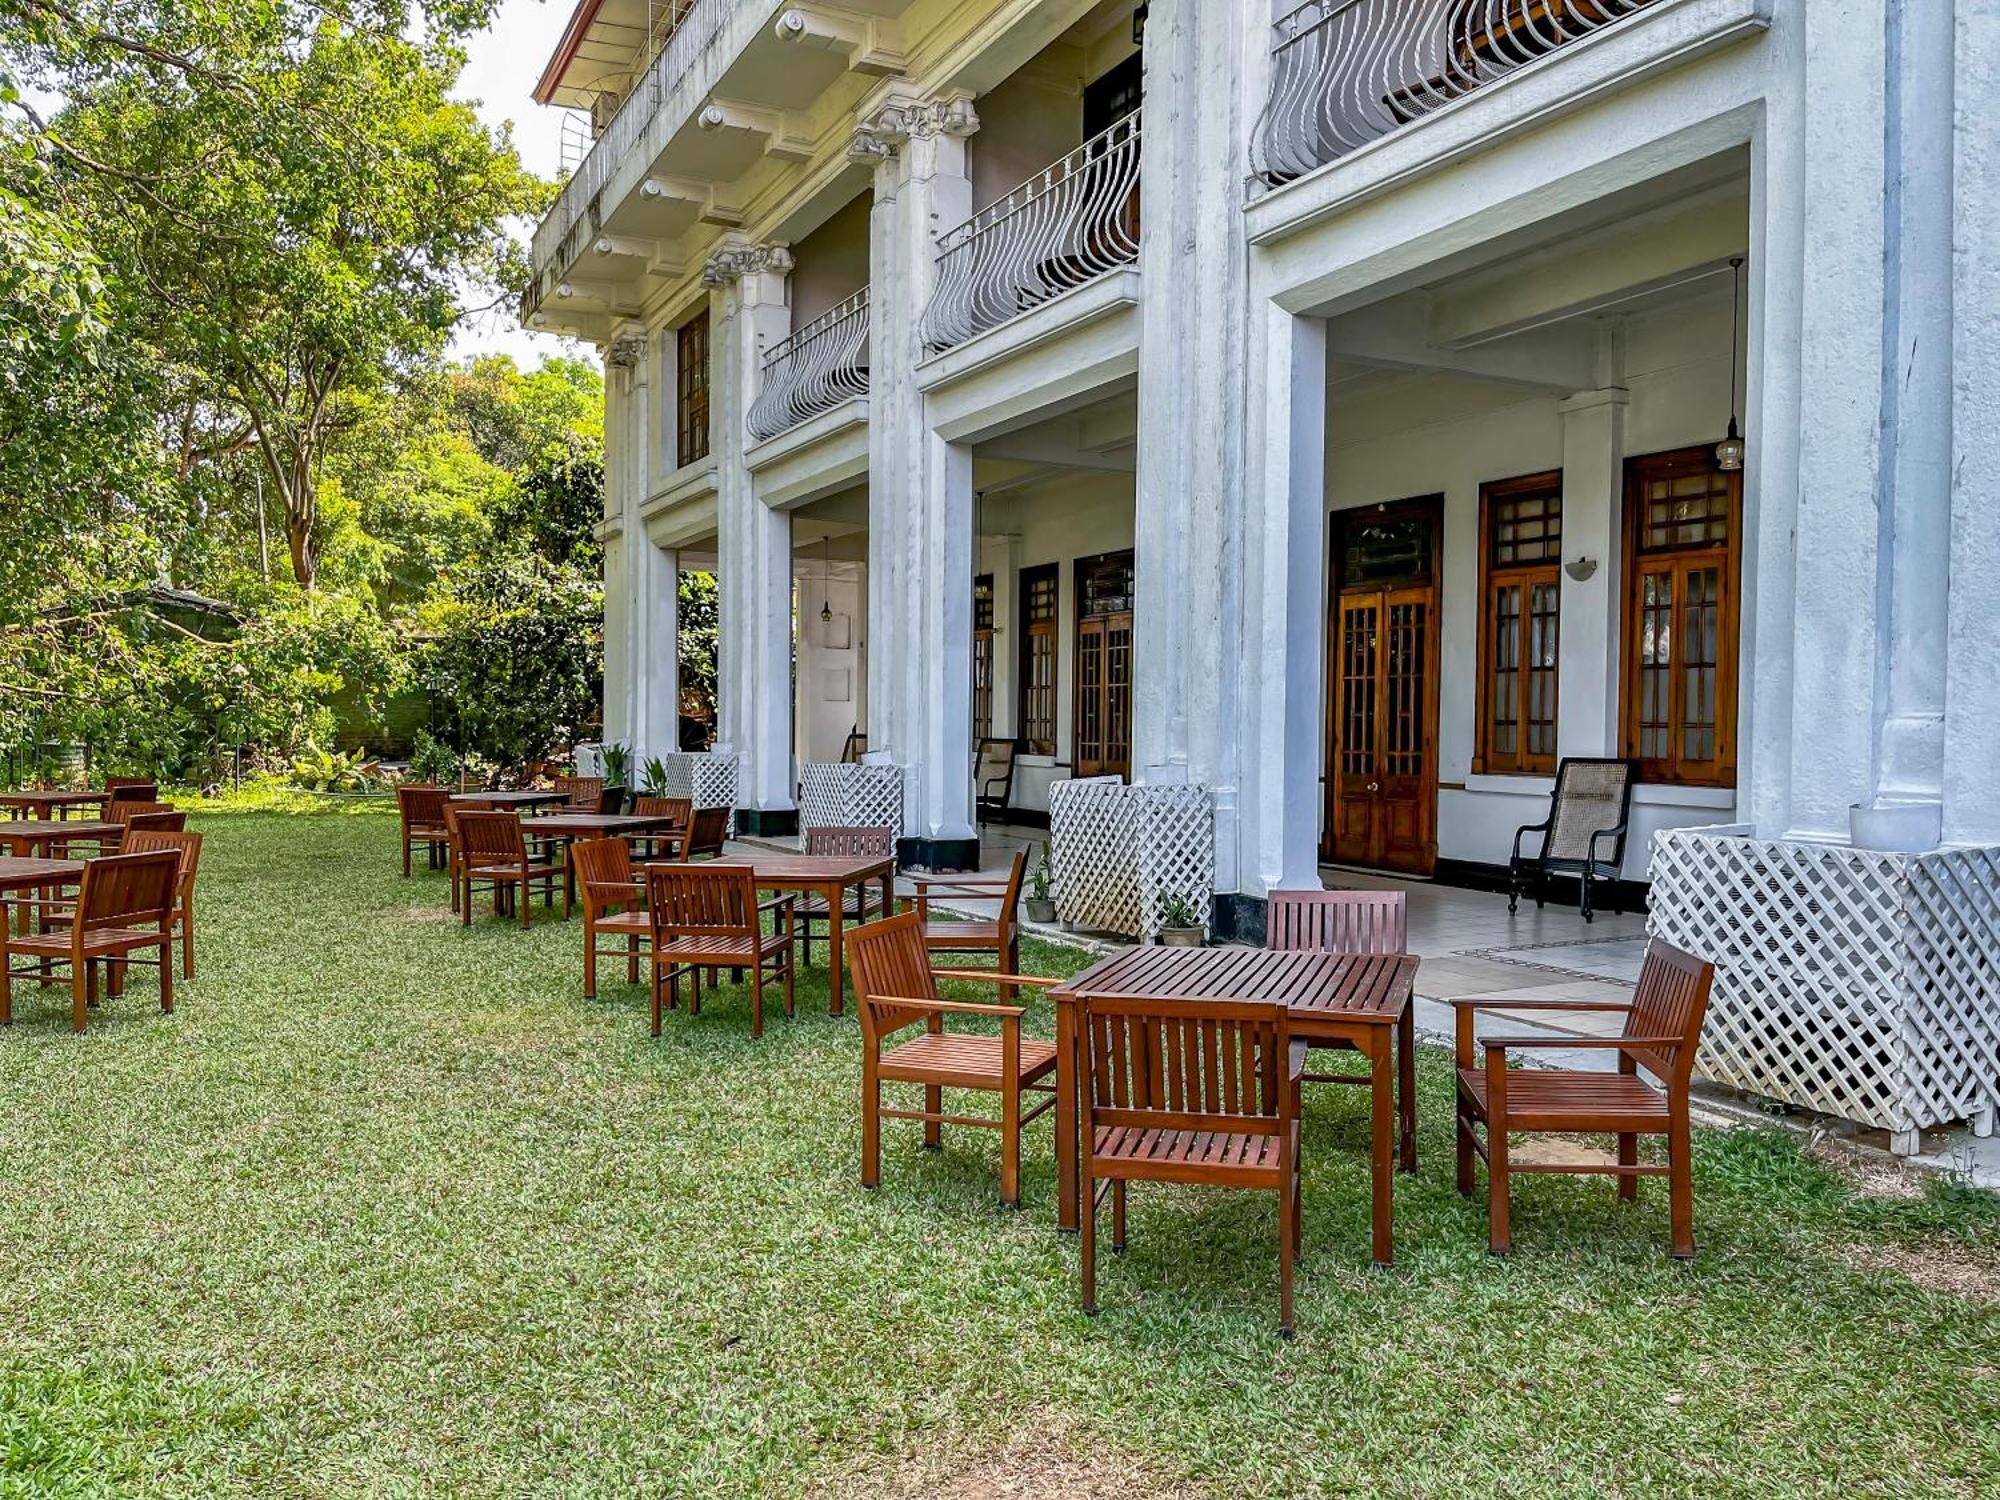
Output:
[{"xmin": 449, "ymin": 0, "xmax": 587, "ymax": 368}]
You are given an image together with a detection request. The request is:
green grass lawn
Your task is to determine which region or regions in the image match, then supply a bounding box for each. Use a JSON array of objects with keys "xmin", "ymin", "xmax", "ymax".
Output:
[{"xmin": 0, "ymin": 809, "xmax": 1993, "ymax": 1498}]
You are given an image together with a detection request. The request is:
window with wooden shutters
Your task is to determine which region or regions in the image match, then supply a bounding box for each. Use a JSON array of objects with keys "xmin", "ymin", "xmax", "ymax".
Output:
[
  {"xmin": 1475, "ymin": 471, "xmax": 1562, "ymax": 775},
  {"xmin": 1621, "ymin": 446, "xmax": 1741, "ymax": 787},
  {"xmin": 972, "ymin": 573, "xmax": 995, "ymax": 741},
  {"xmin": 1018, "ymin": 564, "xmax": 1058, "ymax": 755},
  {"xmin": 1073, "ymin": 550, "xmax": 1134, "ymax": 779},
  {"xmin": 675, "ymin": 310, "xmax": 710, "ymax": 469}
]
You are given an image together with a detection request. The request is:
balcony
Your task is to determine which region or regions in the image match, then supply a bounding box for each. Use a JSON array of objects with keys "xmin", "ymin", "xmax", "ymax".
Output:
[
  {"xmin": 1250, "ymin": 0, "xmax": 1660, "ymax": 184},
  {"xmin": 920, "ymin": 111, "xmax": 1142, "ymax": 355},
  {"xmin": 747, "ymin": 287, "xmax": 870, "ymax": 443}
]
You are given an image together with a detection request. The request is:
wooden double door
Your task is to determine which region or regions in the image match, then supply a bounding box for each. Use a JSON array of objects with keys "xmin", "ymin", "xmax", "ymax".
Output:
[{"xmin": 1324, "ymin": 498, "xmax": 1442, "ymax": 875}]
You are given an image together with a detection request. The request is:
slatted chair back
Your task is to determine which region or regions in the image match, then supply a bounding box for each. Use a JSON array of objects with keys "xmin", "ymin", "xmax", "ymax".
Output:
[
  {"xmin": 1622, "ymin": 940, "xmax": 1714, "ymax": 1085},
  {"xmin": 104, "ymin": 778, "xmax": 158, "ymax": 803},
  {"xmin": 572, "ymin": 835, "xmax": 638, "ymax": 916},
  {"xmin": 1082, "ymin": 994, "xmax": 1291, "ymax": 1133},
  {"xmin": 1541, "ymin": 757, "xmax": 1636, "ymax": 864},
  {"xmin": 805, "ymin": 825, "xmax": 894, "ymax": 858},
  {"xmin": 398, "ymin": 784, "xmax": 449, "ymax": 829},
  {"xmin": 456, "ymin": 809, "xmax": 527, "ymax": 865},
  {"xmin": 1265, "ymin": 889, "xmax": 1407, "ymax": 955},
  {"xmin": 124, "ymin": 809, "xmax": 187, "ymax": 834},
  {"xmin": 75, "ymin": 850, "xmax": 178, "ymax": 934},
  {"xmin": 122, "ymin": 829, "xmax": 203, "ymax": 894},
  {"xmin": 632, "ymin": 795, "xmax": 692, "ymax": 829},
  {"xmin": 683, "ymin": 806, "xmax": 730, "ymax": 859},
  {"xmin": 556, "ymin": 775, "xmax": 604, "ymax": 809},
  {"xmin": 106, "ymin": 799, "xmax": 174, "ymax": 827},
  {"xmin": 644, "ymin": 864, "xmax": 757, "ymax": 945},
  {"xmin": 843, "ymin": 911, "xmax": 940, "ymax": 1045}
]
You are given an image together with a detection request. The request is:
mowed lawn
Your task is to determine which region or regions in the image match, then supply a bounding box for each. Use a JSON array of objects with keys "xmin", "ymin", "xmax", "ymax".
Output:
[{"xmin": 0, "ymin": 809, "xmax": 1993, "ymax": 1498}]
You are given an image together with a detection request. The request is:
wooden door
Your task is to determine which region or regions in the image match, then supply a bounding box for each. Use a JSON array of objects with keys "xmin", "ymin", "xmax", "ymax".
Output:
[
  {"xmin": 1325, "ymin": 501, "xmax": 1441, "ymax": 874},
  {"xmin": 1074, "ymin": 612, "xmax": 1132, "ymax": 778}
]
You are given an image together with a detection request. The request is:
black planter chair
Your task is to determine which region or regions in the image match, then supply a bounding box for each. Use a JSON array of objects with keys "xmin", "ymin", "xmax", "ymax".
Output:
[{"xmin": 1508, "ymin": 757, "xmax": 1636, "ymax": 922}]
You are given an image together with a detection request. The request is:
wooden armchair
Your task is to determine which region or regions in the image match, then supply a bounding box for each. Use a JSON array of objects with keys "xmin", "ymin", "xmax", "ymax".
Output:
[
  {"xmin": 643, "ymin": 864, "xmax": 794, "ymax": 1038},
  {"xmin": 1508, "ymin": 756, "xmax": 1636, "ymax": 922},
  {"xmin": 681, "ymin": 805, "xmax": 730, "ymax": 860},
  {"xmin": 396, "ymin": 784, "xmax": 452, "ymax": 875},
  {"xmin": 1453, "ymin": 939, "xmax": 1713, "ymax": 1258},
  {"xmin": 843, "ymin": 911, "xmax": 1059, "ymax": 1208},
  {"xmin": 627, "ymin": 795, "xmax": 691, "ymax": 859},
  {"xmin": 905, "ymin": 849, "xmax": 1026, "ymax": 997},
  {"xmin": 1266, "ymin": 888, "xmax": 1408, "ymax": 1100},
  {"xmin": 454, "ymin": 810, "xmax": 565, "ymax": 928},
  {"xmin": 123, "ymin": 829, "xmax": 203, "ymax": 978},
  {"xmin": 123, "ymin": 809, "xmax": 186, "ymax": 836},
  {"xmin": 572, "ymin": 835, "xmax": 648, "ymax": 999},
  {"xmin": 973, "ymin": 739, "xmax": 1016, "ymax": 822},
  {"xmin": 1079, "ymin": 992, "xmax": 1306, "ymax": 1335},
  {"xmin": 1, "ymin": 850, "xmax": 178, "ymax": 1031},
  {"xmin": 796, "ymin": 825, "xmax": 894, "ymax": 965},
  {"xmin": 104, "ymin": 778, "xmax": 158, "ymax": 804}
]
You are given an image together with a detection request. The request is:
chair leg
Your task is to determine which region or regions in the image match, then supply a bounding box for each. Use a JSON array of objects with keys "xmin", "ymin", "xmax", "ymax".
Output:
[
  {"xmin": 860, "ymin": 1061, "xmax": 881, "ymax": 1189},
  {"xmin": 923, "ymin": 1086, "xmax": 942, "ymax": 1149},
  {"xmin": 1277, "ymin": 1165, "xmax": 1297, "ymax": 1339},
  {"xmin": 1001, "ymin": 1079, "xmax": 1021, "ymax": 1209},
  {"xmin": 73, "ymin": 962, "xmax": 90, "ymax": 1032},
  {"xmin": 181, "ymin": 898, "xmax": 195, "ymax": 979},
  {"xmin": 158, "ymin": 942, "xmax": 173, "ymax": 1015},
  {"xmin": 749, "ymin": 964, "xmax": 764, "ymax": 1039},
  {"xmin": 1487, "ymin": 1122, "xmax": 1512, "ymax": 1256},
  {"xmin": 1455, "ymin": 1098, "xmax": 1477, "ymax": 1196},
  {"xmin": 519, "ymin": 876, "xmax": 532, "ymax": 930},
  {"xmin": 626, "ymin": 935, "xmax": 639, "ymax": 986},
  {"xmin": 651, "ymin": 962, "xmax": 664, "ymax": 1037},
  {"xmin": 1111, "ymin": 1180, "xmax": 1126, "ymax": 1252},
  {"xmin": 780, "ymin": 946, "xmax": 795, "ymax": 1020},
  {"xmin": 403, "ymin": 836, "xmax": 412, "ymax": 878},
  {"xmin": 1079, "ymin": 1166, "xmax": 1098, "ymax": 1316},
  {"xmin": 1668, "ymin": 1111, "xmax": 1696, "ymax": 1259},
  {"xmin": 1507, "ymin": 864, "xmax": 1520, "ymax": 915},
  {"xmin": 1580, "ymin": 869, "xmax": 1595, "ymax": 924},
  {"xmin": 1618, "ymin": 1132, "xmax": 1639, "ymax": 1201},
  {"xmin": 584, "ymin": 924, "xmax": 598, "ymax": 999}
]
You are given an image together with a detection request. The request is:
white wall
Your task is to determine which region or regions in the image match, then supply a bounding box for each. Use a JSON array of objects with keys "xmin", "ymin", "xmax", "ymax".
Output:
[
  {"xmin": 1325, "ymin": 294, "xmax": 1743, "ymax": 874},
  {"xmin": 789, "ymin": 193, "xmax": 871, "ymax": 331},
  {"xmin": 794, "ymin": 559, "xmax": 867, "ymax": 766},
  {"xmin": 970, "ymin": 54, "xmax": 1082, "ymax": 210}
]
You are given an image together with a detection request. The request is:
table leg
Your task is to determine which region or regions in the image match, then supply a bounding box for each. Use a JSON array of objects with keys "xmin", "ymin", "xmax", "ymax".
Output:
[
  {"xmin": 1397, "ymin": 1001, "xmax": 1417, "ymax": 1174},
  {"xmin": 1055, "ymin": 996, "xmax": 1079, "ymax": 1232},
  {"xmin": 826, "ymin": 884, "xmax": 844, "ymax": 1016},
  {"xmin": 879, "ymin": 870, "xmax": 893, "ymax": 922},
  {"xmin": 1370, "ymin": 1029, "xmax": 1395, "ymax": 1267}
]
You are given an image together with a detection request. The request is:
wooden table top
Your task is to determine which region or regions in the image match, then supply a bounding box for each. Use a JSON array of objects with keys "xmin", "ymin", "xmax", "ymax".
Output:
[
  {"xmin": 0, "ymin": 820, "xmax": 121, "ymax": 845},
  {"xmin": 702, "ymin": 853, "xmax": 896, "ymax": 883},
  {"xmin": 449, "ymin": 790, "xmax": 569, "ymax": 806},
  {"xmin": 0, "ymin": 856, "xmax": 86, "ymax": 887},
  {"xmin": 1052, "ymin": 947, "xmax": 1418, "ymax": 1023},
  {"xmin": 523, "ymin": 812, "xmax": 686, "ymax": 836},
  {"xmin": 0, "ymin": 791, "xmax": 105, "ymax": 810}
]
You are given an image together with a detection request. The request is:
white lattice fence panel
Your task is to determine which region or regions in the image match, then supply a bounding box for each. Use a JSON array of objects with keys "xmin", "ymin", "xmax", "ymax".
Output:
[
  {"xmin": 1137, "ymin": 786, "xmax": 1216, "ymax": 938},
  {"xmin": 655, "ymin": 752, "xmax": 737, "ymax": 810},
  {"xmin": 797, "ymin": 763, "xmax": 903, "ymax": 834},
  {"xmin": 1049, "ymin": 777, "xmax": 1138, "ymax": 936},
  {"xmin": 1649, "ymin": 829, "xmax": 2000, "ymax": 1145}
]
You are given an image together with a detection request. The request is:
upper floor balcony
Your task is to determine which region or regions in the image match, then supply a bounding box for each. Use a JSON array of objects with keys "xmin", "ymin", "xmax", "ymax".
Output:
[{"xmin": 748, "ymin": 286, "xmax": 871, "ymax": 442}]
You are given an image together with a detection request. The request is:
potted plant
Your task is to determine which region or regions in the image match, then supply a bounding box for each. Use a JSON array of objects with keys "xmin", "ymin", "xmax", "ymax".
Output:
[
  {"xmin": 1157, "ymin": 893, "xmax": 1206, "ymax": 947},
  {"xmin": 599, "ymin": 742, "xmax": 632, "ymax": 798},
  {"xmin": 1024, "ymin": 843, "xmax": 1057, "ymax": 924},
  {"xmin": 641, "ymin": 756, "xmax": 671, "ymax": 798}
]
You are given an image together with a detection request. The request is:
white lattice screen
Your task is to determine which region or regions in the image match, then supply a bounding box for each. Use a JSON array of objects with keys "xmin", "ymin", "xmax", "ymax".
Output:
[
  {"xmin": 652, "ymin": 752, "xmax": 738, "ymax": 811},
  {"xmin": 1048, "ymin": 778, "xmax": 1215, "ymax": 940},
  {"xmin": 1649, "ymin": 828, "xmax": 2000, "ymax": 1151},
  {"xmin": 797, "ymin": 763, "xmax": 904, "ymax": 835}
]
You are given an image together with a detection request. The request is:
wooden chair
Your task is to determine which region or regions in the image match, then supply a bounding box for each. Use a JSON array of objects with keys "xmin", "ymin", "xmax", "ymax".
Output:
[
  {"xmin": 1079, "ymin": 992, "xmax": 1306, "ymax": 1335},
  {"xmin": 1267, "ymin": 888, "xmax": 1407, "ymax": 1089},
  {"xmin": 1453, "ymin": 939, "xmax": 1714, "ymax": 1258},
  {"xmin": 627, "ymin": 795, "xmax": 691, "ymax": 859},
  {"xmin": 86, "ymin": 799, "xmax": 177, "ymax": 853},
  {"xmin": 973, "ymin": 739, "xmax": 1017, "ymax": 822},
  {"xmin": 1508, "ymin": 757, "xmax": 1636, "ymax": 922},
  {"xmin": 795, "ymin": 825, "xmax": 894, "ymax": 965},
  {"xmin": 123, "ymin": 829, "xmax": 203, "ymax": 978},
  {"xmin": 0, "ymin": 850, "xmax": 178, "ymax": 1031},
  {"xmin": 555, "ymin": 775, "xmax": 605, "ymax": 809},
  {"xmin": 572, "ymin": 836, "xmax": 649, "ymax": 999},
  {"xmin": 124, "ymin": 809, "xmax": 187, "ymax": 835},
  {"xmin": 905, "ymin": 849, "xmax": 1026, "ymax": 997},
  {"xmin": 843, "ymin": 911, "xmax": 1059, "ymax": 1208},
  {"xmin": 644, "ymin": 864, "xmax": 795, "ymax": 1038},
  {"xmin": 454, "ymin": 809, "xmax": 566, "ymax": 928},
  {"xmin": 681, "ymin": 805, "xmax": 730, "ymax": 860},
  {"xmin": 396, "ymin": 784, "xmax": 451, "ymax": 875},
  {"xmin": 104, "ymin": 778, "xmax": 158, "ymax": 804},
  {"xmin": 840, "ymin": 727, "xmax": 867, "ymax": 764}
]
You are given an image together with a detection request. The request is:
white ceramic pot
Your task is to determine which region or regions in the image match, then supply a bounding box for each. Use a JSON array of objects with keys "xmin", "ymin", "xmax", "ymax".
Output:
[{"xmin": 1849, "ymin": 799, "xmax": 1942, "ymax": 854}]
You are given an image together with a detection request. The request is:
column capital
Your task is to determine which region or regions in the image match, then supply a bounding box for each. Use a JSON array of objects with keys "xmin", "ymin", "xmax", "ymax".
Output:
[
  {"xmin": 848, "ymin": 88, "xmax": 978, "ymax": 160},
  {"xmin": 605, "ymin": 324, "xmax": 649, "ymax": 369},
  {"xmin": 701, "ymin": 239, "xmax": 794, "ymax": 286}
]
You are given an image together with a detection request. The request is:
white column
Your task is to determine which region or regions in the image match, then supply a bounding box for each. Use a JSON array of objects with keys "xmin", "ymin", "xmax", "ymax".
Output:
[
  {"xmin": 1132, "ymin": 0, "xmax": 1258, "ymax": 903},
  {"xmin": 1555, "ymin": 385, "xmax": 1628, "ymax": 757},
  {"xmin": 707, "ymin": 242, "xmax": 799, "ymax": 830},
  {"xmin": 599, "ymin": 328, "xmax": 650, "ymax": 753},
  {"xmin": 857, "ymin": 90, "xmax": 980, "ymax": 865},
  {"xmin": 1238, "ymin": 300, "xmax": 1328, "ymax": 897},
  {"xmin": 631, "ymin": 536, "xmax": 681, "ymax": 758}
]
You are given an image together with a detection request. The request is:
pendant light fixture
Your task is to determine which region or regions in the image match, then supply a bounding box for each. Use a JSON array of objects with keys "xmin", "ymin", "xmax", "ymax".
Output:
[
  {"xmin": 820, "ymin": 532, "xmax": 833, "ymax": 624},
  {"xmin": 1715, "ymin": 256, "xmax": 1746, "ymax": 472}
]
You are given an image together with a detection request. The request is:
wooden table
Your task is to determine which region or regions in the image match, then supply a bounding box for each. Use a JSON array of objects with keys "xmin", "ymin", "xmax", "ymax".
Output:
[
  {"xmin": 1049, "ymin": 947, "xmax": 1420, "ymax": 1265},
  {"xmin": 0, "ymin": 855, "xmax": 84, "ymax": 938},
  {"xmin": 0, "ymin": 791, "xmax": 106, "ymax": 821},
  {"xmin": 524, "ymin": 812, "xmax": 688, "ymax": 903},
  {"xmin": 701, "ymin": 854, "xmax": 896, "ymax": 1016},
  {"xmin": 449, "ymin": 790, "xmax": 569, "ymax": 810},
  {"xmin": 0, "ymin": 820, "xmax": 122, "ymax": 859}
]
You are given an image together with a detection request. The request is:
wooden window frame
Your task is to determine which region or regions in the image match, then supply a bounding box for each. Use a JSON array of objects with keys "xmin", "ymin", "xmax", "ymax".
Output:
[
  {"xmin": 1017, "ymin": 563, "xmax": 1059, "ymax": 756},
  {"xmin": 1473, "ymin": 469, "xmax": 1563, "ymax": 777},
  {"xmin": 972, "ymin": 573, "xmax": 995, "ymax": 742},
  {"xmin": 1072, "ymin": 550, "xmax": 1135, "ymax": 781},
  {"xmin": 1619, "ymin": 445, "xmax": 1742, "ymax": 789},
  {"xmin": 674, "ymin": 310, "xmax": 710, "ymax": 470}
]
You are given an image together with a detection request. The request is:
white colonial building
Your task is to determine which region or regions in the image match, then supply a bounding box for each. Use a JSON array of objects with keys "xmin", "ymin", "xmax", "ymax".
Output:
[{"xmin": 523, "ymin": 0, "xmax": 1997, "ymax": 937}]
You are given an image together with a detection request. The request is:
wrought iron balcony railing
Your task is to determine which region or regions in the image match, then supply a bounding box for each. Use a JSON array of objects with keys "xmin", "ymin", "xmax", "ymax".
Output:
[
  {"xmin": 920, "ymin": 111, "xmax": 1142, "ymax": 355},
  {"xmin": 1251, "ymin": 0, "xmax": 1656, "ymax": 184},
  {"xmin": 746, "ymin": 287, "xmax": 871, "ymax": 443}
]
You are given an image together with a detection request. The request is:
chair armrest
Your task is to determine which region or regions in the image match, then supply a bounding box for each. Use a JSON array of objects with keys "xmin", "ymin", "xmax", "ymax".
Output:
[
  {"xmin": 867, "ymin": 993, "xmax": 1029, "ymax": 1020},
  {"xmin": 931, "ymin": 969, "xmax": 1060, "ymax": 989},
  {"xmin": 1482, "ymin": 1033, "xmax": 1684, "ymax": 1052},
  {"xmin": 1510, "ymin": 818, "xmax": 1552, "ymax": 862},
  {"xmin": 1588, "ymin": 821, "xmax": 1630, "ymax": 864},
  {"xmin": 1445, "ymin": 997, "xmax": 1637, "ymax": 1012},
  {"xmin": 584, "ymin": 880, "xmax": 645, "ymax": 901},
  {"xmin": 1288, "ymin": 1038, "xmax": 1310, "ymax": 1082},
  {"xmin": 906, "ymin": 873, "xmax": 1013, "ymax": 890},
  {"xmin": 758, "ymin": 895, "xmax": 797, "ymax": 916}
]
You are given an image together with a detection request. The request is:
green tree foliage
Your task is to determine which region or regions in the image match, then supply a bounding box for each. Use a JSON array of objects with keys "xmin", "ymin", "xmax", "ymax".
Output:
[{"xmin": 677, "ymin": 570, "xmax": 719, "ymax": 747}]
